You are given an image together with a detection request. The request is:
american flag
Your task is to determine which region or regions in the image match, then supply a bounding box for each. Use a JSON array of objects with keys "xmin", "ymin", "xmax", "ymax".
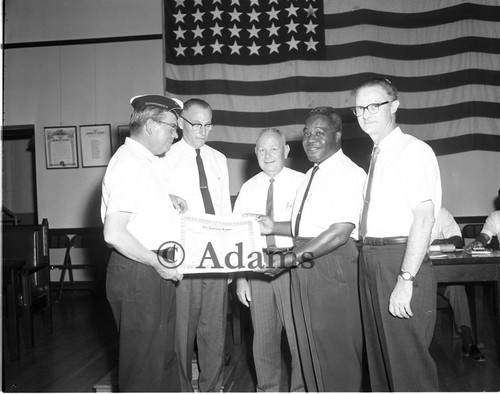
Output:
[{"xmin": 164, "ymin": 0, "xmax": 500, "ymax": 191}]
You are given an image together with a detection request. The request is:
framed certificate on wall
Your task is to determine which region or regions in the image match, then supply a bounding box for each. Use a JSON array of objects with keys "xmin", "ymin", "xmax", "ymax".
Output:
[
  {"xmin": 79, "ymin": 124, "xmax": 112, "ymax": 167},
  {"xmin": 44, "ymin": 126, "xmax": 79, "ymax": 169}
]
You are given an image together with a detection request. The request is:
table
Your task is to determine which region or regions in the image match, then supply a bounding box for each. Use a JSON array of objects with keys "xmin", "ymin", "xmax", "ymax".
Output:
[{"xmin": 431, "ymin": 250, "xmax": 500, "ymax": 347}]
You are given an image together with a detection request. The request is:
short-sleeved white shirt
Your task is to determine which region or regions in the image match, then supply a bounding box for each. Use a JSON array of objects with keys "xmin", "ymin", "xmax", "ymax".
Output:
[
  {"xmin": 161, "ymin": 138, "xmax": 232, "ymax": 216},
  {"xmin": 430, "ymin": 207, "xmax": 461, "ymax": 243},
  {"xmin": 291, "ymin": 149, "xmax": 366, "ymax": 239},
  {"xmin": 233, "ymin": 167, "xmax": 304, "ymax": 248},
  {"xmin": 365, "ymin": 127, "xmax": 442, "ymax": 237},
  {"xmin": 101, "ymin": 137, "xmax": 180, "ymax": 250},
  {"xmin": 481, "ymin": 210, "xmax": 500, "ymax": 242}
]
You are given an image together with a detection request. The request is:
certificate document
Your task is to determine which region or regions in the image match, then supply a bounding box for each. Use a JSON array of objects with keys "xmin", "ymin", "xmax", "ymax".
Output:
[{"xmin": 177, "ymin": 214, "xmax": 266, "ymax": 274}]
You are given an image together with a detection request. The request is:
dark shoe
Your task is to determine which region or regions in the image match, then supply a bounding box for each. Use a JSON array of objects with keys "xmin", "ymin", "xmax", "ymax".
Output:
[{"xmin": 462, "ymin": 344, "xmax": 486, "ymax": 362}]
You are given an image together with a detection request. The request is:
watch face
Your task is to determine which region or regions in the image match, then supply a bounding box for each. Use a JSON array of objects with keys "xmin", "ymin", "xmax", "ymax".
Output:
[{"xmin": 400, "ymin": 271, "xmax": 413, "ymax": 280}]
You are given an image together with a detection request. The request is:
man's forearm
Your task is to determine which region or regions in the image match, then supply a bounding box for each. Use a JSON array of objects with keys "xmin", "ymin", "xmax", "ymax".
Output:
[
  {"xmin": 401, "ymin": 204, "xmax": 435, "ymax": 276},
  {"xmin": 292, "ymin": 223, "xmax": 354, "ymax": 264},
  {"xmin": 273, "ymin": 221, "xmax": 293, "ymax": 237}
]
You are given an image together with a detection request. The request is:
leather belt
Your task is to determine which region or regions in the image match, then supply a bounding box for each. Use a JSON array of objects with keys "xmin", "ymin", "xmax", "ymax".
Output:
[{"xmin": 362, "ymin": 236, "xmax": 408, "ymax": 246}]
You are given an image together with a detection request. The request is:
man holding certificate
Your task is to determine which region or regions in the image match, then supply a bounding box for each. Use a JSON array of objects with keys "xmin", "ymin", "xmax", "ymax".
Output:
[
  {"xmin": 233, "ymin": 128, "xmax": 305, "ymax": 392},
  {"xmin": 162, "ymin": 98, "xmax": 232, "ymax": 392},
  {"xmin": 257, "ymin": 107, "xmax": 366, "ymax": 391},
  {"xmin": 101, "ymin": 94, "xmax": 185, "ymax": 392}
]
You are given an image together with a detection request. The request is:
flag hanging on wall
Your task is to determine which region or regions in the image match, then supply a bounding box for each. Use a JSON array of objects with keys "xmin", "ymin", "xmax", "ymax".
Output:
[{"xmin": 163, "ymin": 0, "xmax": 500, "ymax": 164}]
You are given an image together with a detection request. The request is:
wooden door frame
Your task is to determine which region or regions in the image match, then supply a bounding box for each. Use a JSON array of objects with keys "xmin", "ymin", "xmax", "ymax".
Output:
[{"xmin": 2, "ymin": 124, "xmax": 38, "ymax": 223}]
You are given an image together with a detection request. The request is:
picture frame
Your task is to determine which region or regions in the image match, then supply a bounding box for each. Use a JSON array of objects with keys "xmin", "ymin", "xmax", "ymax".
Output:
[
  {"xmin": 114, "ymin": 125, "xmax": 130, "ymax": 152},
  {"xmin": 79, "ymin": 124, "xmax": 112, "ymax": 167},
  {"xmin": 44, "ymin": 126, "xmax": 79, "ymax": 169}
]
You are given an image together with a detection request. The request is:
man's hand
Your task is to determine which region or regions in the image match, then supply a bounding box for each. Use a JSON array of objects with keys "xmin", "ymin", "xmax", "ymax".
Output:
[
  {"xmin": 169, "ymin": 194, "xmax": 188, "ymax": 214},
  {"xmin": 155, "ymin": 265, "xmax": 183, "ymax": 282},
  {"xmin": 154, "ymin": 256, "xmax": 183, "ymax": 282},
  {"xmin": 389, "ymin": 278, "xmax": 413, "ymax": 319},
  {"xmin": 253, "ymin": 253, "xmax": 291, "ymax": 277},
  {"xmin": 242, "ymin": 213, "xmax": 274, "ymax": 235},
  {"xmin": 465, "ymin": 239, "xmax": 485, "ymax": 253},
  {"xmin": 236, "ymin": 277, "xmax": 251, "ymax": 307}
]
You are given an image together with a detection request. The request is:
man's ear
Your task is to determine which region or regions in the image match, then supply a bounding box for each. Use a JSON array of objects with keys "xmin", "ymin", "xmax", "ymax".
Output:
[
  {"xmin": 177, "ymin": 116, "xmax": 184, "ymax": 130},
  {"xmin": 284, "ymin": 144, "xmax": 290, "ymax": 159},
  {"xmin": 335, "ymin": 131, "xmax": 342, "ymax": 142},
  {"xmin": 391, "ymin": 99, "xmax": 400, "ymax": 114},
  {"xmin": 145, "ymin": 119, "xmax": 154, "ymax": 135}
]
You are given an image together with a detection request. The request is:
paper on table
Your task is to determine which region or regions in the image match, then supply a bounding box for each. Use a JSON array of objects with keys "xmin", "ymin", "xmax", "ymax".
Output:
[{"xmin": 175, "ymin": 214, "xmax": 267, "ymax": 274}]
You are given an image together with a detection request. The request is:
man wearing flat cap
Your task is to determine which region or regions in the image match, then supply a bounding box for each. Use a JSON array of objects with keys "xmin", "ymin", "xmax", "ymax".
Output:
[
  {"xmin": 101, "ymin": 94, "xmax": 186, "ymax": 392},
  {"xmin": 162, "ymin": 98, "xmax": 232, "ymax": 392}
]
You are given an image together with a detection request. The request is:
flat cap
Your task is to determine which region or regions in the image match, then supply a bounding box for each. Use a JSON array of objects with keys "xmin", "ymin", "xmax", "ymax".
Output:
[{"xmin": 130, "ymin": 94, "xmax": 183, "ymax": 113}]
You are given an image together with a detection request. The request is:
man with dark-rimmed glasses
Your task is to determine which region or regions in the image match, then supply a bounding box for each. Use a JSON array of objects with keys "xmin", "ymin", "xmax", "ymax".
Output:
[
  {"xmin": 162, "ymin": 98, "xmax": 232, "ymax": 392},
  {"xmin": 352, "ymin": 76, "xmax": 442, "ymax": 391}
]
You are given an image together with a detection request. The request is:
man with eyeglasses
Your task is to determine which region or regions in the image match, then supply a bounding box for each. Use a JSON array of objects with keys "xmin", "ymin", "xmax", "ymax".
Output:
[
  {"xmin": 352, "ymin": 76, "xmax": 442, "ymax": 391},
  {"xmin": 162, "ymin": 98, "xmax": 232, "ymax": 392},
  {"xmin": 101, "ymin": 94, "xmax": 186, "ymax": 392}
]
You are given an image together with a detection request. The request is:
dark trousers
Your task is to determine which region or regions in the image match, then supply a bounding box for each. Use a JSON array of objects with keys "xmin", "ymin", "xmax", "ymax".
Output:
[
  {"xmin": 291, "ymin": 238, "xmax": 364, "ymax": 392},
  {"xmin": 175, "ymin": 276, "xmax": 228, "ymax": 392},
  {"xmin": 359, "ymin": 244, "xmax": 439, "ymax": 392},
  {"xmin": 106, "ymin": 251, "xmax": 180, "ymax": 392}
]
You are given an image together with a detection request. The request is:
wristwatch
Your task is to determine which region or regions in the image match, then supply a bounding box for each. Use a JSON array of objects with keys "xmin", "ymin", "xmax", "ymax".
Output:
[{"xmin": 399, "ymin": 271, "xmax": 415, "ymax": 281}]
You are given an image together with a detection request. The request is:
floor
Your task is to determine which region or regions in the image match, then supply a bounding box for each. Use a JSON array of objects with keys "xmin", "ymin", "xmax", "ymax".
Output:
[{"xmin": 2, "ymin": 286, "xmax": 500, "ymax": 392}]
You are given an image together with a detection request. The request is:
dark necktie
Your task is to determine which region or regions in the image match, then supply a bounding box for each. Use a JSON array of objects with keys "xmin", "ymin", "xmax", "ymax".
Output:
[
  {"xmin": 195, "ymin": 148, "xmax": 215, "ymax": 214},
  {"xmin": 294, "ymin": 165, "xmax": 319, "ymax": 237},
  {"xmin": 359, "ymin": 146, "xmax": 380, "ymax": 237},
  {"xmin": 266, "ymin": 178, "xmax": 276, "ymax": 247}
]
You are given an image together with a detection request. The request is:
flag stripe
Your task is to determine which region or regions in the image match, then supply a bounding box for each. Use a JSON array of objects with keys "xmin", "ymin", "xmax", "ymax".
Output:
[
  {"xmin": 324, "ymin": 3, "xmax": 500, "ymax": 29},
  {"xmin": 165, "ymin": 52, "xmax": 500, "ymax": 84},
  {"xmin": 328, "ymin": 0, "xmax": 500, "ymax": 14},
  {"xmin": 206, "ymin": 117, "xmax": 500, "ymax": 146},
  {"xmin": 326, "ymin": 21, "xmax": 500, "ymax": 46},
  {"xmin": 324, "ymin": 37, "xmax": 499, "ymax": 61},
  {"xmin": 209, "ymin": 102, "xmax": 499, "ymax": 128},
  {"xmin": 208, "ymin": 133, "xmax": 500, "ymax": 162},
  {"xmin": 167, "ymin": 70, "xmax": 500, "ymax": 96}
]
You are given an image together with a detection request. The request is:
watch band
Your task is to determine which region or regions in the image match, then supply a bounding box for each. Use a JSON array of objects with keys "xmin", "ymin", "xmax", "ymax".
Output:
[{"xmin": 399, "ymin": 271, "xmax": 415, "ymax": 281}]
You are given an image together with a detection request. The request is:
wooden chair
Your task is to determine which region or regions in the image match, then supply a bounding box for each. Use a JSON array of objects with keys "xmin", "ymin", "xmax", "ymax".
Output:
[
  {"xmin": 48, "ymin": 232, "xmax": 72, "ymax": 301},
  {"xmin": 54, "ymin": 229, "xmax": 110, "ymax": 300},
  {"xmin": 2, "ymin": 219, "xmax": 53, "ymax": 347}
]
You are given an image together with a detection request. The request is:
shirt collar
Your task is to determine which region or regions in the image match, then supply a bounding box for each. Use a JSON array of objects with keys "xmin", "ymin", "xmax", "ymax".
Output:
[
  {"xmin": 377, "ymin": 126, "xmax": 403, "ymax": 151},
  {"xmin": 262, "ymin": 167, "xmax": 287, "ymax": 182},
  {"xmin": 178, "ymin": 137, "xmax": 206, "ymax": 156},
  {"xmin": 314, "ymin": 148, "xmax": 344, "ymax": 172},
  {"xmin": 125, "ymin": 137, "xmax": 159, "ymax": 163}
]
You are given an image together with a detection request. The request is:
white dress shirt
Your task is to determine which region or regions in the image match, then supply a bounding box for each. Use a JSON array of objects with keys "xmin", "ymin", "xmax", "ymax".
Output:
[
  {"xmin": 233, "ymin": 167, "xmax": 304, "ymax": 248},
  {"xmin": 291, "ymin": 149, "xmax": 366, "ymax": 239},
  {"xmin": 430, "ymin": 207, "xmax": 461, "ymax": 243},
  {"xmin": 365, "ymin": 127, "xmax": 442, "ymax": 238},
  {"xmin": 161, "ymin": 138, "xmax": 232, "ymax": 216},
  {"xmin": 101, "ymin": 137, "xmax": 180, "ymax": 250}
]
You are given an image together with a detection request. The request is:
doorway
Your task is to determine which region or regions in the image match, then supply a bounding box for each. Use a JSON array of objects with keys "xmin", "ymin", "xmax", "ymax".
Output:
[{"xmin": 2, "ymin": 124, "xmax": 38, "ymax": 225}]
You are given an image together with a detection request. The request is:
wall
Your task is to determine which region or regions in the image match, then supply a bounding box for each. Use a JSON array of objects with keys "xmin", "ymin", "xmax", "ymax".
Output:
[
  {"xmin": 3, "ymin": 0, "xmax": 500, "ymax": 232},
  {"xmin": 4, "ymin": 0, "xmax": 164, "ymax": 228}
]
